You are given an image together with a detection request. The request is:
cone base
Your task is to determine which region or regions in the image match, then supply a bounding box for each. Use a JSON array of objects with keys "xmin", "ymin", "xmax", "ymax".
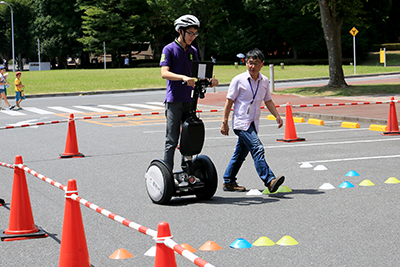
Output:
[
  {"xmin": 382, "ymin": 131, "xmax": 400, "ymax": 135},
  {"xmin": 277, "ymin": 137, "xmax": 306, "ymax": 142},
  {"xmin": 59, "ymin": 153, "xmax": 85, "ymax": 159},
  {"xmin": 1, "ymin": 226, "xmax": 48, "ymax": 242}
]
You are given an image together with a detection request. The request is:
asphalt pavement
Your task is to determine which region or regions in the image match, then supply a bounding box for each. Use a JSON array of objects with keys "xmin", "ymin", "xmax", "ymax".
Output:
[{"xmin": 1, "ymin": 72, "xmax": 400, "ymax": 267}]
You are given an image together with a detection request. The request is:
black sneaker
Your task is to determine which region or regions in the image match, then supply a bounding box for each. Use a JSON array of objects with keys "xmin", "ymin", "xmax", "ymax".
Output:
[
  {"xmin": 268, "ymin": 175, "xmax": 285, "ymax": 193},
  {"xmin": 223, "ymin": 182, "xmax": 246, "ymax": 192}
]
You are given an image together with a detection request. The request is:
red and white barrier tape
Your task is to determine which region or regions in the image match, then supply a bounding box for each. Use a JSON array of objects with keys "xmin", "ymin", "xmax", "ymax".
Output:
[
  {"xmin": 164, "ymin": 237, "xmax": 216, "ymax": 267},
  {"xmin": 0, "ymin": 119, "xmax": 69, "ymax": 130},
  {"xmin": 69, "ymin": 193, "xmax": 157, "ymax": 238},
  {"xmin": 279, "ymin": 99, "xmax": 398, "ymax": 109},
  {"xmin": 70, "ymin": 193, "xmax": 214, "ymax": 267},
  {"xmin": 1, "ymin": 160, "xmax": 215, "ymax": 267},
  {"xmin": 16, "ymin": 164, "xmax": 67, "ymax": 191},
  {"xmin": 0, "ymin": 162, "xmax": 14, "ymax": 169},
  {"xmin": 1, "ymin": 99, "xmax": 398, "ymax": 130}
]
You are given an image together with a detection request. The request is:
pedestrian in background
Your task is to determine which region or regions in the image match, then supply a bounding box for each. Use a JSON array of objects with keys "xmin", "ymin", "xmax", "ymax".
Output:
[
  {"xmin": 14, "ymin": 71, "xmax": 25, "ymax": 110},
  {"xmin": 3, "ymin": 59, "xmax": 8, "ymax": 71},
  {"xmin": 0, "ymin": 65, "xmax": 14, "ymax": 110},
  {"xmin": 220, "ymin": 48, "xmax": 284, "ymax": 193},
  {"xmin": 124, "ymin": 56, "xmax": 129, "ymax": 67}
]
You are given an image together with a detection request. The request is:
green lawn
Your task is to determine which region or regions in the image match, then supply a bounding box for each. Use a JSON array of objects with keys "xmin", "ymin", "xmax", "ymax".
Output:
[
  {"xmin": 4, "ymin": 63, "xmax": 400, "ymax": 97},
  {"xmin": 361, "ymin": 51, "xmax": 400, "ymax": 66}
]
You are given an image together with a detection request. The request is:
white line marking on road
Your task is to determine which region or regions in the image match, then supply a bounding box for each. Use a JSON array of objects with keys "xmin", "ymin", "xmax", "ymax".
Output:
[
  {"xmin": 23, "ymin": 107, "xmax": 54, "ymax": 114},
  {"xmin": 299, "ymin": 154, "xmax": 400, "ymax": 164},
  {"xmin": 98, "ymin": 104, "xmax": 138, "ymax": 111},
  {"xmin": 145, "ymin": 101, "xmax": 165, "ymax": 107},
  {"xmin": 125, "ymin": 103, "xmax": 164, "ymax": 109},
  {"xmin": 0, "ymin": 109, "xmax": 26, "ymax": 116},
  {"xmin": 48, "ymin": 106, "xmax": 83, "ymax": 113},
  {"xmin": 7, "ymin": 119, "xmax": 40, "ymax": 128},
  {"xmin": 74, "ymin": 105, "xmax": 112, "ymax": 112},
  {"xmin": 265, "ymin": 137, "xmax": 400, "ymax": 149}
]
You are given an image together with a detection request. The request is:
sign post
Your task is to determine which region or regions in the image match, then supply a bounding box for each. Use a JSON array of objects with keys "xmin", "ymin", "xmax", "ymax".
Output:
[
  {"xmin": 380, "ymin": 48, "xmax": 386, "ymax": 67},
  {"xmin": 349, "ymin": 27, "xmax": 359, "ymax": 75},
  {"xmin": 103, "ymin": 42, "xmax": 106, "ymax": 70}
]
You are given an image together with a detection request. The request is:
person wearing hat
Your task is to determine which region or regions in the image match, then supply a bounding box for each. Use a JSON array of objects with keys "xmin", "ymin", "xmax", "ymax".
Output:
[
  {"xmin": 0, "ymin": 65, "xmax": 14, "ymax": 110},
  {"xmin": 14, "ymin": 71, "xmax": 25, "ymax": 110},
  {"xmin": 160, "ymin": 14, "xmax": 218, "ymax": 170}
]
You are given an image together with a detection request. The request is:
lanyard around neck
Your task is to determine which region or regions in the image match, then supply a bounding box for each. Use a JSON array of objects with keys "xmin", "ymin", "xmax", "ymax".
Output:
[{"xmin": 248, "ymin": 78, "xmax": 260, "ymax": 104}]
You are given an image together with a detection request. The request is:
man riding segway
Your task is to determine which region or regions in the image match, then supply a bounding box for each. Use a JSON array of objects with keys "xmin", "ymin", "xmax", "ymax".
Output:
[{"xmin": 145, "ymin": 15, "xmax": 219, "ymax": 204}]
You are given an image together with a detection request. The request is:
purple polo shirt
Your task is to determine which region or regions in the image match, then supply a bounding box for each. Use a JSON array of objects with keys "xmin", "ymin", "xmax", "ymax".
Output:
[{"xmin": 160, "ymin": 39, "xmax": 199, "ymax": 102}]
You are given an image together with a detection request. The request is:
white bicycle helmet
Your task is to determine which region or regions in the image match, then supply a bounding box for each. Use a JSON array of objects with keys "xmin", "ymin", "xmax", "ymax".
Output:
[{"xmin": 174, "ymin": 15, "xmax": 200, "ymax": 32}]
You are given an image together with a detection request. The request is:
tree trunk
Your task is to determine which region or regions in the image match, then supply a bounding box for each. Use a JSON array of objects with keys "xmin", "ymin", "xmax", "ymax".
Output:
[{"xmin": 319, "ymin": 0, "xmax": 348, "ymax": 88}]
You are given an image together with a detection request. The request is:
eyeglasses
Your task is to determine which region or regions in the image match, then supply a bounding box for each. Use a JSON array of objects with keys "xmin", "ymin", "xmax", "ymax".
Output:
[
  {"xmin": 247, "ymin": 61, "xmax": 261, "ymax": 66},
  {"xmin": 185, "ymin": 31, "xmax": 199, "ymax": 37}
]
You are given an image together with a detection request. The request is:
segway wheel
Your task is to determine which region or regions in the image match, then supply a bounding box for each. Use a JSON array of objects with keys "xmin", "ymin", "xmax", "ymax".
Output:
[
  {"xmin": 145, "ymin": 159, "xmax": 174, "ymax": 205},
  {"xmin": 193, "ymin": 155, "xmax": 218, "ymax": 200}
]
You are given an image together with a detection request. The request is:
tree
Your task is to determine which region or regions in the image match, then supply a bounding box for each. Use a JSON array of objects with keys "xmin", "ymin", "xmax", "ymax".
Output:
[
  {"xmin": 312, "ymin": 0, "xmax": 367, "ymax": 88},
  {"xmin": 0, "ymin": 0, "xmax": 35, "ymax": 69},
  {"xmin": 147, "ymin": 0, "xmax": 227, "ymax": 61},
  {"xmin": 78, "ymin": 0, "xmax": 151, "ymax": 67},
  {"xmin": 31, "ymin": 0, "xmax": 83, "ymax": 69}
]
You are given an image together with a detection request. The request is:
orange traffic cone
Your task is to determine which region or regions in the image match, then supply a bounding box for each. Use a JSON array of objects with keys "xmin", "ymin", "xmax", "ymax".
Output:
[
  {"xmin": 154, "ymin": 221, "xmax": 177, "ymax": 267},
  {"xmin": 382, "ymin": 97, "xmax": 400, "ymax": 135},
  {"xmin": 277, "ymin": 102, "xmax": 306, "ymax": 142},
  {"xmin": 59, "ymin": 179, "xmax": 90, "ymax": 267},
  {"xmin": 0, "ymin": 155, "xmax": 48, "ymax": 241},
  {"xmin": 59, "ymin": 114, "xmax": 84, "ymax": 158}
]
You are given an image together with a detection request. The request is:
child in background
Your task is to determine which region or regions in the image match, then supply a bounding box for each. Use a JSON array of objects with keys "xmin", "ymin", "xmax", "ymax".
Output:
[
  {"xmin": 14, "ymin": 71, "xmax": 25, "ymax": 110},
  {"xmin": 0, "ymin": 65, "xmax": 14, "ymax": 110}
]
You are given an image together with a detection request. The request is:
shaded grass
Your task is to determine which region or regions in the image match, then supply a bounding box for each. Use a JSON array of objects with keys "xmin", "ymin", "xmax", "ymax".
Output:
[
  {"xmin": 274, "ymin": 83, "xmax": 400, "ymax": 97},
  {"xmin": 361, "ymin": 51, "xmax": 400, "ymax": 66},
  {"xmin": 4, "ymin": 64, "xmax": 400, "ymax": 96}
]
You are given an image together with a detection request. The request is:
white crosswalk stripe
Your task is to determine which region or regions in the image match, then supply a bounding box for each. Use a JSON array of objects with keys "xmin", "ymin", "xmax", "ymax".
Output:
[
  {"xmin": 23, "ymin": 107, "xmax": 55, "ymax": 114},
  {"xmin": 48, "ymin": 106, "xmax": 83, "ymax": 113},
  {"xmin": 73, "ymin": 105, "xmax": 112, "ymax": 112},
  {"xmin": 124, "ymin": 103, "xmax": 164, "ymax": 109},
  {"xmin": 145, "ymin": 101, "xmax": 165, "ymax": 107},
  {"xmin": 0, "ymin": 109, "xmax": 26, "ymax": 116},
  {"xmin": 98, "ymin": 104, "xmax": 138, "ymax": 111},
  {"xmin": 0, "ymin": 102, "xmax": 216, "ymax": 117}
]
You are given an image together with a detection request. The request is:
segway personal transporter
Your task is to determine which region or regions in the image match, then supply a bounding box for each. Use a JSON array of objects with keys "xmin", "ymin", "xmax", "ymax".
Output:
[{"xmin": 145, "ymin": 62, "xmax": 218, "ymax": 205}]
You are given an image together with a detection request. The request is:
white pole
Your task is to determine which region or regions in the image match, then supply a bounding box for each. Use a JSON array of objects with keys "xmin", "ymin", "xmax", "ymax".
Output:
[
  {"xmin": 384, "ymin": 47, "xmax": 386, "ymax": 67},
  {"xmin": 11, "ymin": 5, "xmax": 14, "ymax": 72},
  {"xmin": 269, "ymin": 64, "xmax": 274, "ymax": 92},
  {"xmin": 1, "ymin": 1, "xmax": 15, "ymax": 72},
  {"xmin": 38, "ymin": 38, "xmax": 41, "ymax": 71},
  {"xmin": 353, "ymin": 36, "xmax": 356, "ymax": 75},
  {"xmin": 103, "ymin": 42, "xmax": 106, "ymax": 70}
]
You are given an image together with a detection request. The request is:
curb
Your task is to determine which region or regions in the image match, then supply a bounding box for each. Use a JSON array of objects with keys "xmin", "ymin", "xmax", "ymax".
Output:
[
  {"xmin": 18, "ymin": 72, "xmax": 400, "ymax": 124},
  {"xmin": 292, "ymin": 112, "xmax": 387, "ymax": 124}
]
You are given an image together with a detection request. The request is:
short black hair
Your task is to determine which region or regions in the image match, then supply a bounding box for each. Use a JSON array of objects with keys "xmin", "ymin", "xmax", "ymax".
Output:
[
  {"xmin": 245, "ymin": 48, "xmax": 264, "ymax": 63},
  {"xmin": 180, "ymin": 25, "xmax": 199, "ymax": 33}
]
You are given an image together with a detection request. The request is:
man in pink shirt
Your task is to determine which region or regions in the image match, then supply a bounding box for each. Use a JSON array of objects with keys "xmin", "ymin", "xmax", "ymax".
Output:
[{"xmin": 220, "ymin": 48, "xmax": 284, "ymax": 193}]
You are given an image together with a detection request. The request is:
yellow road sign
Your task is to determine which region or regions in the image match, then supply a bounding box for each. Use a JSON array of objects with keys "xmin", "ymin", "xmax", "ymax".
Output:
[
  {"xmin": 380, "ymin": 49, "xmax": 385, "ymax": 63},
  {"xmin": 350, "ymin": 27, "xmax": 359, "ymax": 36}
]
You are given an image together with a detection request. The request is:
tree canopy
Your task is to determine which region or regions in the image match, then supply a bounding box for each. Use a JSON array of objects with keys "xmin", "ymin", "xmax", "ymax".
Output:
[{"xmin": 0, "ymin": 0, "xmax": 398, "ymax": 86}]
